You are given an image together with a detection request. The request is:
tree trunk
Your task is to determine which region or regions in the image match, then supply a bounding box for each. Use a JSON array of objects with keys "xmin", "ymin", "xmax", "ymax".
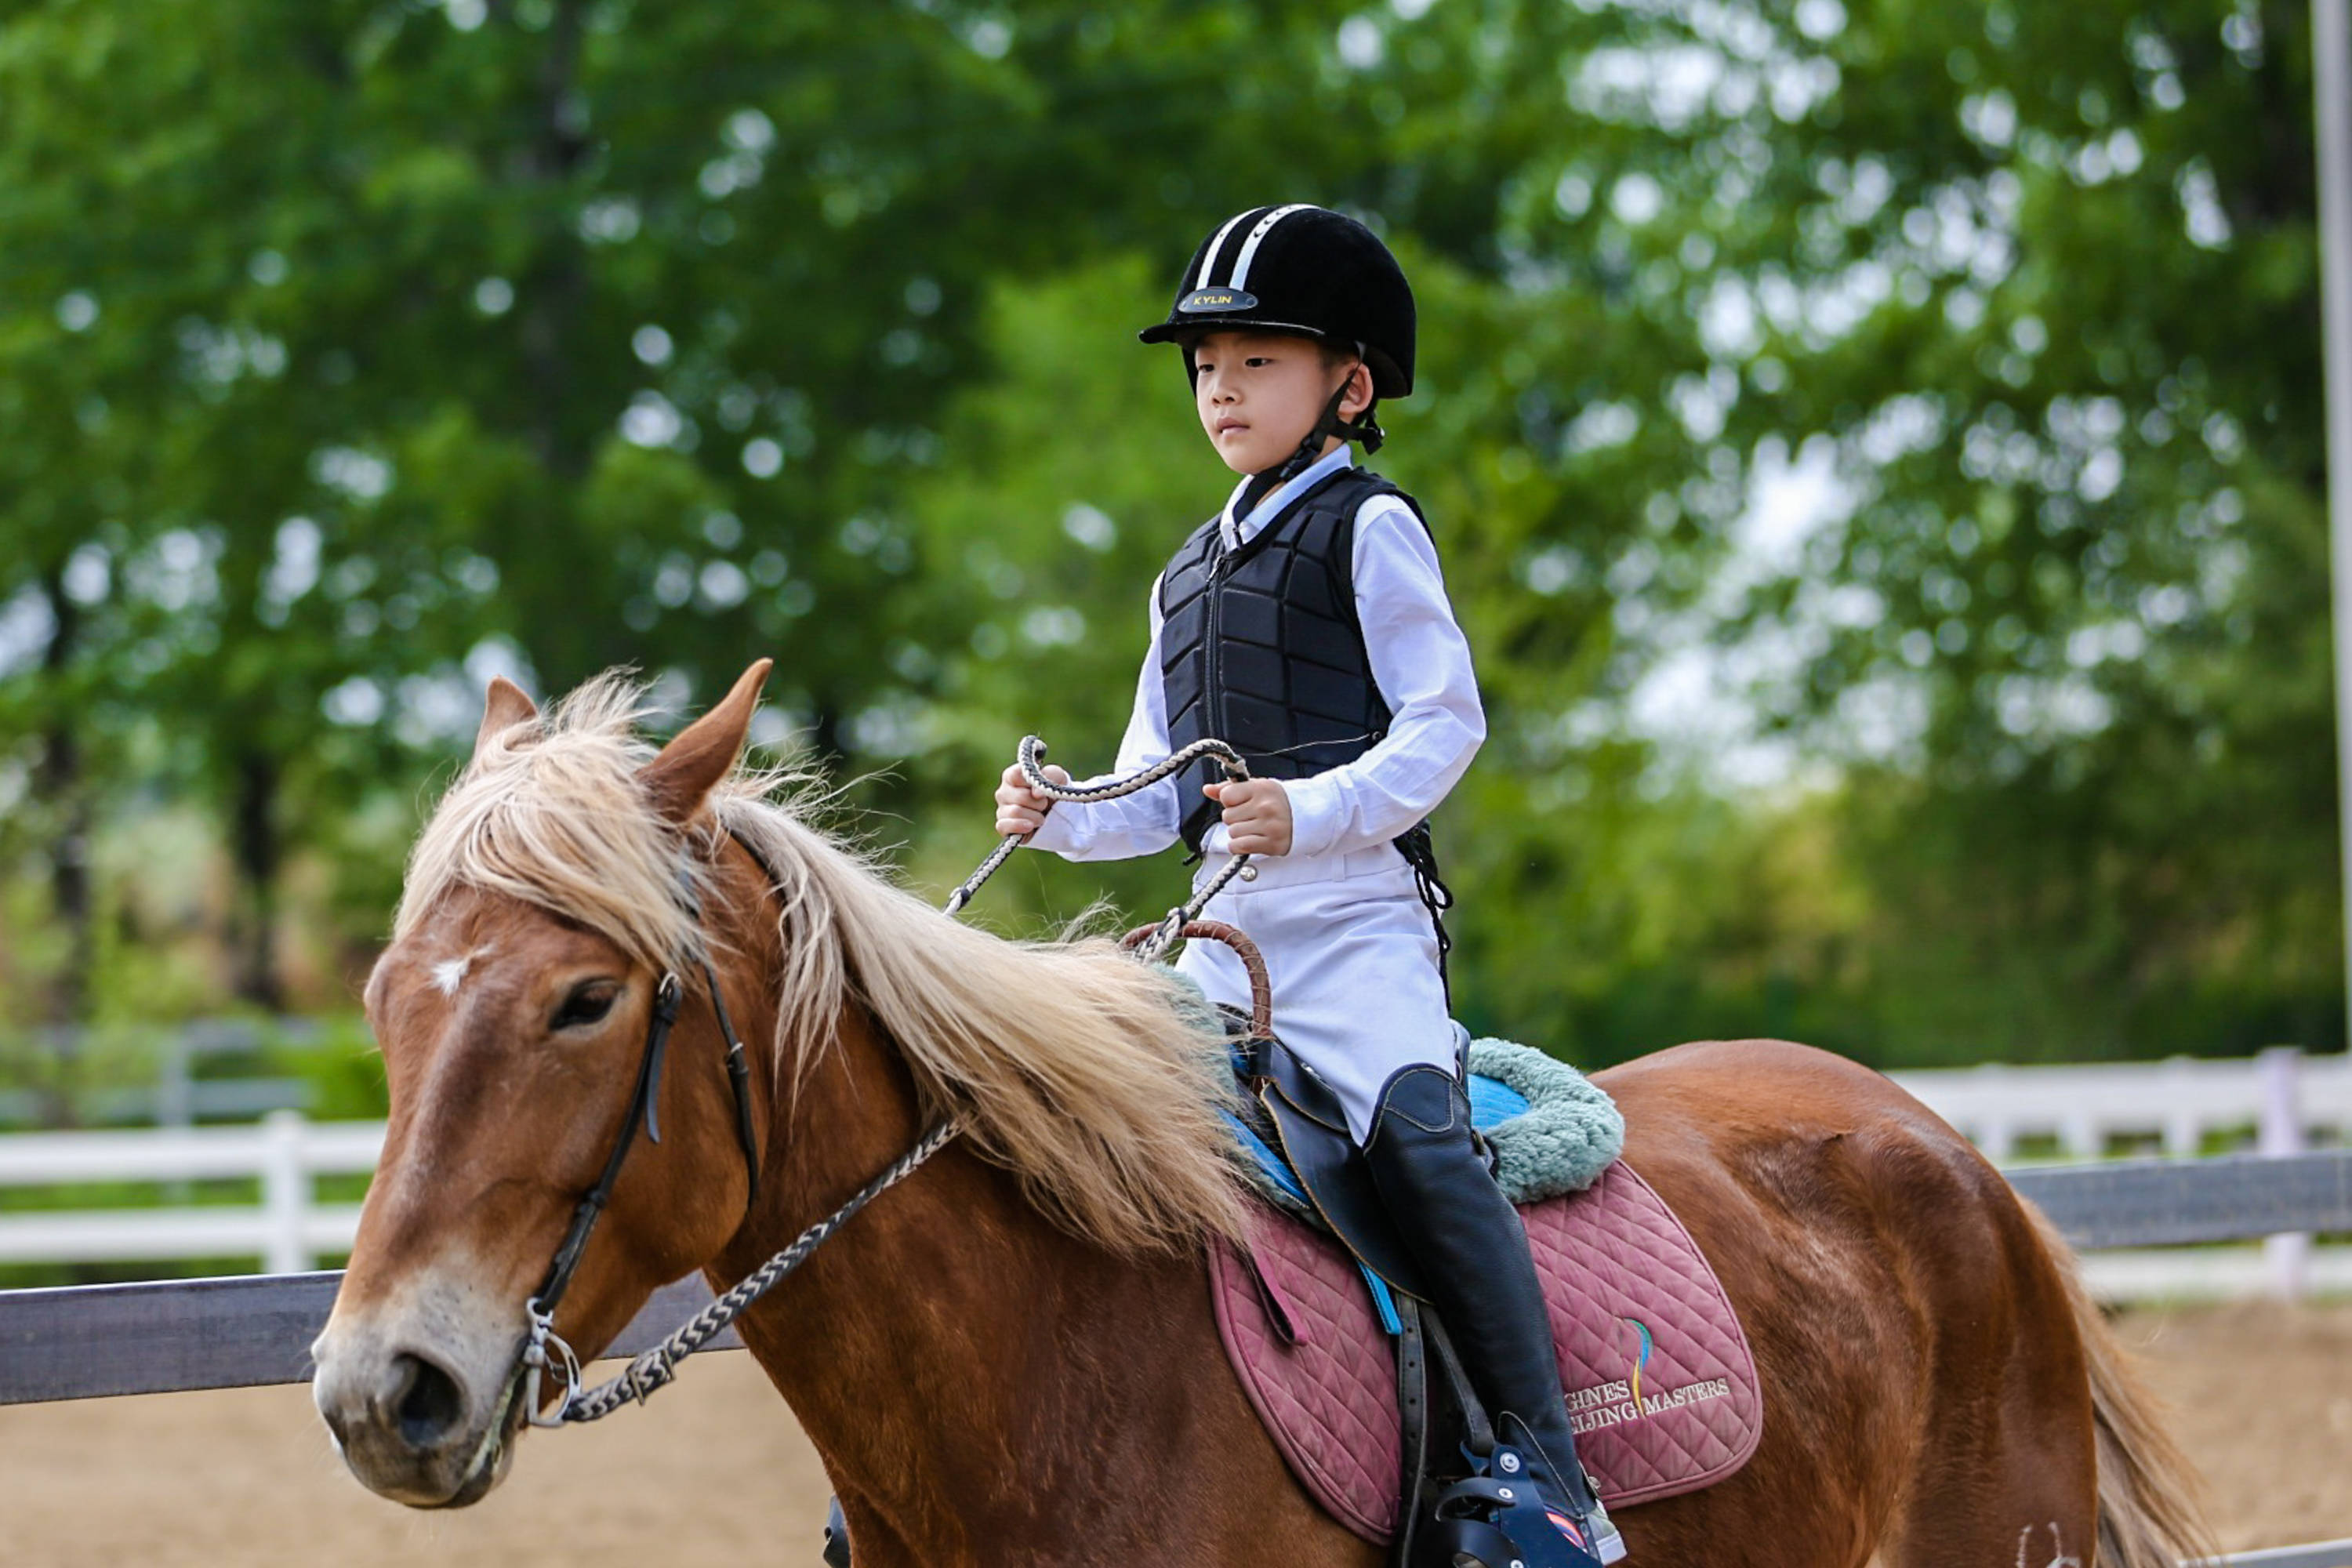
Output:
[
  {"xmin": 809, "ymin": 701, "xmax": 846, "ymax": 770},
  {"xmin": 504, "ymin": 0, "xmax": 606, "ymax": 682},
  {"xmin": 32, "ymin": 568, "xmax": 93, "ymax": 1127},
  {"xmin": 517, "ymin": 0, "xmax": 590, "ymax": 481},
  {"xmin": 230, "ymin": 749, "xmax": 285, "ymax": 1011}
]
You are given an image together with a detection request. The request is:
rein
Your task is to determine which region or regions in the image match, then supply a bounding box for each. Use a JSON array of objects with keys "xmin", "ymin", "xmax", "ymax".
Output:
[
  {"xmin": 947, "ymin": 734, "xmax": 1261, "ymax": 963},
  {"xmin": 520, "ymin": 1117, "xmax": 961, "ymax": 1427}
]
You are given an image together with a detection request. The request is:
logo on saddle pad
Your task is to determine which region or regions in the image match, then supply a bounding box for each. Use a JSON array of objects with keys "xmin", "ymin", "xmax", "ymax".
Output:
[{"xmin": 1564, "ymin": 1317, "xmax": 1733, "ymax": 1436}]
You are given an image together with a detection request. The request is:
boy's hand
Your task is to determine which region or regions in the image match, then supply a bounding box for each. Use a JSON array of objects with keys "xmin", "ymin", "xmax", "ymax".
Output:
[
  {"xmin": 1203, "ymin": 779, "xmax": 1292, "ymax": 856},
  {"xmin": 995, "ymin": 762, "xmax": 1071, "ymax": 837}
]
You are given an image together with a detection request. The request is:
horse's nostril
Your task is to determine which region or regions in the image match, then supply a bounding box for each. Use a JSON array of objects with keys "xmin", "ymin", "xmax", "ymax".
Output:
[{"xmin": 394, "ymin": 1352, "xmax": 465, "ymax": 1450}]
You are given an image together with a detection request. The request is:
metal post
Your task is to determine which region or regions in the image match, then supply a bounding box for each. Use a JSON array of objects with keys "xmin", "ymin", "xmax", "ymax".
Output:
[{"xmin": 2320, "ymin": 0, "xmax": 2352, "ymax": 1049}]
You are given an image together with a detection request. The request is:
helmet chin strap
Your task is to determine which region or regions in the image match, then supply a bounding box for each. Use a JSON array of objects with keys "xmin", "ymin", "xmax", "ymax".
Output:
[{"xmin": 1261, "ymin": 363, "xmax": 1383, "ymax": 488}]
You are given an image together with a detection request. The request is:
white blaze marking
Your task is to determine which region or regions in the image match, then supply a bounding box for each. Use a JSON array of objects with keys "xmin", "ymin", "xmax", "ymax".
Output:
[{"xmin": 430, "ymin": 949, "xmax": 488, "ymax": 997}]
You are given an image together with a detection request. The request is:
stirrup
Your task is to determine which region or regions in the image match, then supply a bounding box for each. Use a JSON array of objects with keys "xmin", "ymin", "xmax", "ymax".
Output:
[
  {"xmin": 1498, "ymin": 1443, "xmax": 1627, "ymax": 1566},
  {"xmin": 1427, "ymin": 1444, "xmax": 1618, "ymax": 1568},
  {"xmin": 1490, "ymin": 1410, "xmax": 1627, "ymax": 1566}
]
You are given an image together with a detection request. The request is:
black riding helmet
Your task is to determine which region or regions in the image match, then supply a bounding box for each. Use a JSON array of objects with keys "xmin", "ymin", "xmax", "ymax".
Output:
[
  {"xmin": 1141, "ymin": 205, "xmax": 1414, "ymax": 474},
  {"xmin": 1139, "ymin": 204, "xmax": 1416, "ymax": 397}
]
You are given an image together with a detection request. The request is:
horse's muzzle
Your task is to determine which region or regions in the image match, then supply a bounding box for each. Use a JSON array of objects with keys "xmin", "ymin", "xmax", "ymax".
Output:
[{"xmin": 311, "ymin": 1291, "xmax": 524, "ymax": 1508}]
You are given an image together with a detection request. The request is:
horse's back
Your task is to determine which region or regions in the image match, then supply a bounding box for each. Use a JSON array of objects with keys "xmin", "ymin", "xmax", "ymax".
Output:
[
  {"xmin": 1592, "ymin": 1039, "xmax": 2101, "ymax": 1564},
  {"xmin": 1599, "ymin": 1038, "xmax": 2052, "ymax": 1274}
]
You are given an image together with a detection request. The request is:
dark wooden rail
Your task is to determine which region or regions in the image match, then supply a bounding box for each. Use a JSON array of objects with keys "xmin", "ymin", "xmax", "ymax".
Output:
[{"xmin": 2, "ymin": 1149, "xmax": 2344, "ymax": 1407}]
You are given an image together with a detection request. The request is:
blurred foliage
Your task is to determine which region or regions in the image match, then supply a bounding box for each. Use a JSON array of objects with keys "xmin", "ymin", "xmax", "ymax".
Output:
[{"xmin": 0, "ymin": 0, "xmax": 2340, "ymax": 1073}]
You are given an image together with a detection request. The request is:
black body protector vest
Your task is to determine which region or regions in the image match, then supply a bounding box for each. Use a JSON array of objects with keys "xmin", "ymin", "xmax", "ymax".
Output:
[{"xmin": 1158, "ymin": 467, "xmax": 1457, "ymax": 975}]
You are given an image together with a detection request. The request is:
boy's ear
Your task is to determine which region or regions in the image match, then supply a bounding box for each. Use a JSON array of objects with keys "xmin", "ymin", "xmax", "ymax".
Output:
[{"xmin": 1339, "ymin": 360, "xmax": 1376, "ymax": 423}]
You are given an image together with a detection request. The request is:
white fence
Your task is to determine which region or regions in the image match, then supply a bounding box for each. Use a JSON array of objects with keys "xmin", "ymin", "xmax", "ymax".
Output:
[
  {"xmin": 1889, "ymin": 1046, "xmax": 2352, "ymax": 1160},
  {"xmin": 1896, "ymin": 1047, "xmax": 2350, "ymax": 1299},
  {"xmin": 0, "ymin": 1049, "xmax": 2346, "ymax": 1290},
  {"xmin": 0, "ymin": 1110, "xmax": 379, "ymax": 1275}
]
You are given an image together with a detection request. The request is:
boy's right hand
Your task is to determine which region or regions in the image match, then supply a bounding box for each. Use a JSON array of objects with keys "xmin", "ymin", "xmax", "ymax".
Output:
[{"xmin": 995, "ymin": 762, "xmax": 1072, "ymax": 837}]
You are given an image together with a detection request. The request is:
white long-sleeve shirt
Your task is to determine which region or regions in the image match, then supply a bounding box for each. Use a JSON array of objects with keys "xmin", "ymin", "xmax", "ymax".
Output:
[{"xmin": 1027, "ymin": 446, "xmax": 1486, "ymax": 869}]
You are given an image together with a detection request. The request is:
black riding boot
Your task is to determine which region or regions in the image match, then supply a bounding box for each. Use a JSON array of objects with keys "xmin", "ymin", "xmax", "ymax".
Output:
[{"xmin": 1361, "ymin": 1062, "xmax": 1625, "ymax": 1566}]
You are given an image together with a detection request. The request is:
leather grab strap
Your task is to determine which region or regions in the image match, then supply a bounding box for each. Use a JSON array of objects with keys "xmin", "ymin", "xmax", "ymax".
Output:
[
  {"xmin": 1121, "ymin": 916, "xmax": 1428, "ymax": 1296},
  {"xmin": 1120, "ymin": 918, "xmax": 1273, "ymax": 1040}
]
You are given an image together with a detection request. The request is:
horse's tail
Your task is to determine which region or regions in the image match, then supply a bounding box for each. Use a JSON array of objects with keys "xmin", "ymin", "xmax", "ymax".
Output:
[{"xmin": 2024, "ymin": 1203, "xmax": 2218, "ymax": 1568}]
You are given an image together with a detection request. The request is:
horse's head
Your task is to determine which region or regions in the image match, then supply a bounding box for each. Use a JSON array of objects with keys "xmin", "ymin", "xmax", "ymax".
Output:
[{"xmin": 312, "ymin": 661, "xmax": 776, "ymax": 1507}]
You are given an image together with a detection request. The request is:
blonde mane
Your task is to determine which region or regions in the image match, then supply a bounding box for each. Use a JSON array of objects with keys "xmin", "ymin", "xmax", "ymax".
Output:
[{"xmin": 397, "ymin": 672, "xmax": 1250, "ymax": 1253}]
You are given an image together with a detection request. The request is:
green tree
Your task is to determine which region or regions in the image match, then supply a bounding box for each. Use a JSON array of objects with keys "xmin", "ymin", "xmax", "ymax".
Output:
[
  {"xmin": 2, "ymin": 0, "xmax": 2336, "ymax": 1070},
  {"xmin": 0, "ymin": 0, "xmax": 1401, "ymax": 1002}
]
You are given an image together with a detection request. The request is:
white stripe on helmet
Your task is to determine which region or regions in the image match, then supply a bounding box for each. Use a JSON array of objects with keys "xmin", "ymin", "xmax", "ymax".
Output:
[
  {"xmin": 1225, "ymin": 203, "xmax": 1318, "ymax": 292},
  {"xmin": 1189, "ymin": 209, "xmax": 1263, "ymax": 294}
]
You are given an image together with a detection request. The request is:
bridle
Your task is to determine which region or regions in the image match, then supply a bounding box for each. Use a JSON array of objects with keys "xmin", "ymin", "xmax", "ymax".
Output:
[
  {"xmin": 511, "ymin": 958, "xmax": 758, "ymax": 1428},
  {"xmin": 497, "ymin": 837, "xmax": 961, "ymax": 1433}
]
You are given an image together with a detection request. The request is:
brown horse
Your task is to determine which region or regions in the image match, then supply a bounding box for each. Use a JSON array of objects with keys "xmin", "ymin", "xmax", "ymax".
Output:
[{"xmin": 314, "ymin": 663, "xmax": 2214, "ymax": 1566}]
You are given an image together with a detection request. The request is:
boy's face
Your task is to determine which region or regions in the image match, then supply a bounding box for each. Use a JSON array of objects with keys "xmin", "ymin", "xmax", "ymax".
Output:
[{"xmin": 1189, "ymin": 330, "xmax": 1365, "ymax": 477}]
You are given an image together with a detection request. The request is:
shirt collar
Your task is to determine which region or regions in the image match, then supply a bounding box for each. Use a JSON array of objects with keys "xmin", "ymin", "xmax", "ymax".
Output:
[{"xmin": 1219, "ymin": 446, "xmax": 1356, "ymax": 549}]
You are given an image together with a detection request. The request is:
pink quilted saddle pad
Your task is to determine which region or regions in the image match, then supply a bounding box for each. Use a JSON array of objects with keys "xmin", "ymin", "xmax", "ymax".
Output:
[{"xmin": 1210, "ymin": 1160, "xmax": 1762, "ymax": 1544}]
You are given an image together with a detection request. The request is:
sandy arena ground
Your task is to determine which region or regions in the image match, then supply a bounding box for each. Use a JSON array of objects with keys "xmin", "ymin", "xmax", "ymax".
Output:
[{"xmin": 2, "ymin": 1300, "xmax": 2346, "ymax": 1563}]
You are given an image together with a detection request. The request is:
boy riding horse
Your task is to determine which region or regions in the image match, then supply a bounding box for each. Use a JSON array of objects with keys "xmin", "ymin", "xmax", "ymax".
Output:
[{"xmin": 995, "ymin": 204, "xmax": 1624, "ymax": 1566}]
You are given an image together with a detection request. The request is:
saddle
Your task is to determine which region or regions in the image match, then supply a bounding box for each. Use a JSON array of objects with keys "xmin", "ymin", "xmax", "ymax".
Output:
[{"xmin": 1221, "ymin": 1033, "xmax": 1764, "ymax": 1556}]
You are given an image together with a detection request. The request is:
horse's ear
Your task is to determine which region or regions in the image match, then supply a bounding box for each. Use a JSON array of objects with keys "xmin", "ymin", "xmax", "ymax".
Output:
[
  {"xmin": 638, "ymin": 659, "xmax": 774, "ymax": 826},
  {"xmin": 473, "ymin": 677, "xmax": 539, "ymax": 760}
]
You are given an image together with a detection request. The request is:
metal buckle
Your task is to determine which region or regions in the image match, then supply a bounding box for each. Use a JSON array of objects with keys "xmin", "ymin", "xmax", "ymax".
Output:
[{"xmin": 520, "ymin": 1296, "xmax": 583, "ymax": 1428}]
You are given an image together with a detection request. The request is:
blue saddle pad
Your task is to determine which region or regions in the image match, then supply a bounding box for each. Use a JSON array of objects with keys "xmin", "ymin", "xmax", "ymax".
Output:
[{"xmin": 1223, "ymin": 1070, "xmax": 1530, "ymax": 1207}]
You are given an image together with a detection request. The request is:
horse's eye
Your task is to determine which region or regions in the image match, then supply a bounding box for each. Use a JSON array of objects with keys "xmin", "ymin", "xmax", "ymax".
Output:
[{"xmin": 552, "ymin": 983, "xmax": 619, "ymax": 1031}]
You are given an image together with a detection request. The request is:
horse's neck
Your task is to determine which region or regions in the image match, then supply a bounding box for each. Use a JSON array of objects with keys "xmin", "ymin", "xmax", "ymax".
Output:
[{"xmin": 719, "ymin": 1005, "xmax": 1205, "ymax": 1557}]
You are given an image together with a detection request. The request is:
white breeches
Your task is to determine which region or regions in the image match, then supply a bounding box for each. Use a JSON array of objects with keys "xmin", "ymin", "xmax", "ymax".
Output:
[{"xmin": 1177, "ymin": 844, "xmax": 1454, "ymax": 1143}]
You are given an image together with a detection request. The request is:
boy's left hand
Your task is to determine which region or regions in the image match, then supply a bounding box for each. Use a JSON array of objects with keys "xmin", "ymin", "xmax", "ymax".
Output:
[{"xmin": 1203, "ymin": 779, "xmax": 1292, "ymax": 856}]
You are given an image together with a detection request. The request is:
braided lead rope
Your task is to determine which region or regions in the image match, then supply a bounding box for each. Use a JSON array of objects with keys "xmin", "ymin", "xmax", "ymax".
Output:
[
  {"xmin": 1016, "ymin": 733, "xmax": 1252, "ymax": 804},
  {"xmin": 524, "ymin": 1119, "xmax": 964, "ymax": 1426},
  {"xmin": 1129, "ymin": 852, "xmax": 1258, "ymax": 964},
  {"xmin": 942, "ymin": 735, "xmax": 1256, "ymax": 916},
  {"xmin": 942, "ymin": 832, "xmax": 1022, "ymax": 916}
]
